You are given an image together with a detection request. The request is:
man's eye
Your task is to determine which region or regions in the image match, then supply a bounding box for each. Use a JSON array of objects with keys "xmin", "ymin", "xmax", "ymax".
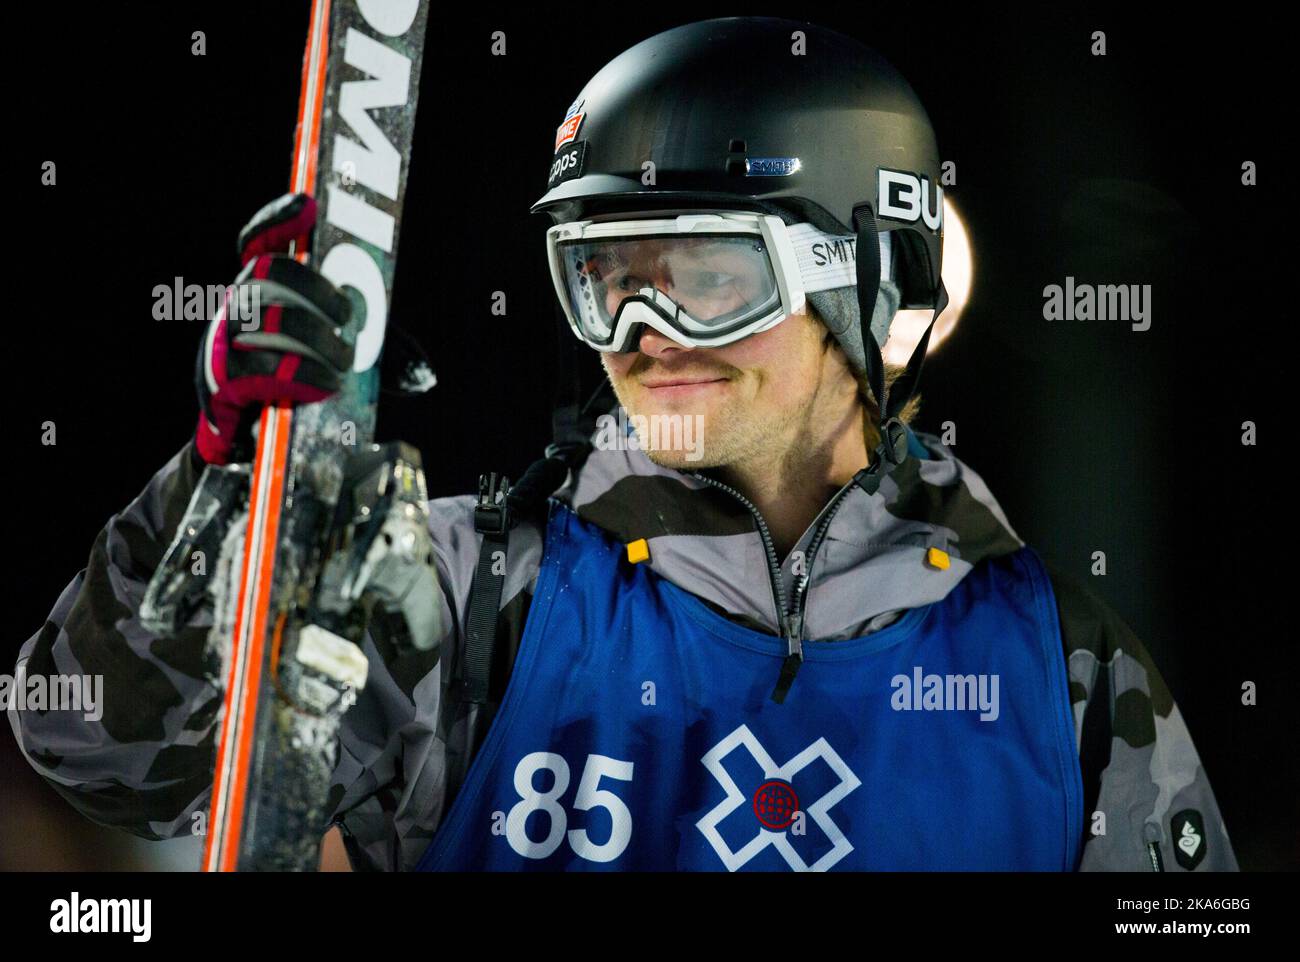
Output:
[{"xmin": 695, "ymin": 272, "xmax": 735, "ymax": 290}]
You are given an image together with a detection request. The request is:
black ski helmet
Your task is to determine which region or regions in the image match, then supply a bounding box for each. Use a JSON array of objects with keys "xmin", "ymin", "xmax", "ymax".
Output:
[{"xmin": 533, "ymin": 16, "xmax": 949, "ymax": 467}]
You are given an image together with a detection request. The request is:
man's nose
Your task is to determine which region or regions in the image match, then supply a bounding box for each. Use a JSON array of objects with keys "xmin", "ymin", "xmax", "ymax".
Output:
[{"xmin": 637, "ymin": 325, "xmax": 691, "ymax": 357}]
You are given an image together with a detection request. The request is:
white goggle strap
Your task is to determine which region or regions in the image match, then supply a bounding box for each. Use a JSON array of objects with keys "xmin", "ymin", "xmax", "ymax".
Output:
[{"xmin": 785, "ymin": 222, "xmax": 893, "ymax": 293}]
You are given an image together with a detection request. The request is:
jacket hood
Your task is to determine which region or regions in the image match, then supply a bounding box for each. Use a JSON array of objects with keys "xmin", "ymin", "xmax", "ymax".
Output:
[{"xmin": 555, "ymin": 418, "xmax": 1024, "ymax": 641}]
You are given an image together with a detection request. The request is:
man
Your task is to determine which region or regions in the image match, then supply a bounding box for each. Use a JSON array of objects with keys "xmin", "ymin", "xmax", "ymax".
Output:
[{"xmin": 9, "ymin": 17, "xmax": 1235, "ymax": 871}]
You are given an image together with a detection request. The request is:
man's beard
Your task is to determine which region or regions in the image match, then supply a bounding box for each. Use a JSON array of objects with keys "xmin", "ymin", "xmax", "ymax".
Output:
[{"xmin": 607, "ymin": 371, "xmax": 811, "ymax": 474}]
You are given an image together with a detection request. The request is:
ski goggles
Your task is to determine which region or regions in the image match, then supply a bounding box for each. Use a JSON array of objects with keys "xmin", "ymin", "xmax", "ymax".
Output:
[{"xmin": 546, "ymin": 212, "xmax": 892, "ymax": 352}]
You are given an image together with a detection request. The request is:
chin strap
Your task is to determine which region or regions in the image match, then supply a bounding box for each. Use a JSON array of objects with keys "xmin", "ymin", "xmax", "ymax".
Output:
[{"xmin": 850, "ymin": 203, "xmax": 949, "ymax": 494}]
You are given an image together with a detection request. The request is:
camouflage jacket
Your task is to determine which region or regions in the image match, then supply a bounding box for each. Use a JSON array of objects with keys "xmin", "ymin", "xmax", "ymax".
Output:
[{"xmin": 8, "ymin": 425, "xmax": 1238, "ymax": 871}]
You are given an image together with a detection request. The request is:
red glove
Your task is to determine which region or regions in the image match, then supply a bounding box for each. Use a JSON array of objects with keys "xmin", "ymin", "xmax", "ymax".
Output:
[{"xmin": 194, "ymin": 194, "xmax": 353, "ymax": 465}]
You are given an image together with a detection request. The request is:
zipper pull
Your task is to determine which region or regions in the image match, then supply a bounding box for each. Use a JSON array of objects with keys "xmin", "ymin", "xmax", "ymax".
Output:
[{"xmin": 771, "ymin": 611, "xmax": 805, "ymax": 704}]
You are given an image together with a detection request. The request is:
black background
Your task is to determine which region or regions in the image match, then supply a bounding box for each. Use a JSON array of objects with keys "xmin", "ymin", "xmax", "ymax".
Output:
[{"xmin": 2, "ymin": 2, "xmax": 1293, "ymax": 871}]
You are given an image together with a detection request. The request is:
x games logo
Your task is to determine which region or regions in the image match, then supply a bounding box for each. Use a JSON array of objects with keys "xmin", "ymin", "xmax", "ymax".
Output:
[{"xmin": 696, "ymin": 724, "xmax": 861, "ymax": 871}]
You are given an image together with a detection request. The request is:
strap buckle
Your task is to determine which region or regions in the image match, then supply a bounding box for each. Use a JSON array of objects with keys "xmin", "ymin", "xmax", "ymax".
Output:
[
  {"xmin": 854, "ymin": 417, "xmax": 910, "ymax": 496},
  {"xmin": 880, "ymin": 416, "xmax": 909, "ymax": 466},
  {"xmin": 474, "ymin": 472, "xmax": 512, "ymax": 535}
]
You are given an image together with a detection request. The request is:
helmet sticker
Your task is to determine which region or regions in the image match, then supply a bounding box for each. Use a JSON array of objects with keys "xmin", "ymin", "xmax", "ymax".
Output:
[
  {"xmin": 877, "ymin": 167, "xmax": 943, "ymax": 232},
  {"xmin": 744, "ymin": 157, "xmax": 802, "ymax": 177},
  {"xmin": 547, "ymin": 141, "xmax": 587, "ymax": 189},
  {"xmin": 554, "ymin": 98, "xmax": 586, "ymax": 152}
]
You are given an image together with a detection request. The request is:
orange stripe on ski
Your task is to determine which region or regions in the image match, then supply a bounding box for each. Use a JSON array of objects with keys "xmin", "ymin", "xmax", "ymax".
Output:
[
  {"xmin": 292, "ymin": 0, "xmax": 331, "ymax": 198},
  {"xmin": 206, "ymin": 0, "xmax": 331, "ymax": 871},
  {"xmin": 217, "ymin": 405, "xmax": 291, "ymax": 871},
  {"xmin": 203, "ymin": 402, "xmax": 280, "ymax": 871}
]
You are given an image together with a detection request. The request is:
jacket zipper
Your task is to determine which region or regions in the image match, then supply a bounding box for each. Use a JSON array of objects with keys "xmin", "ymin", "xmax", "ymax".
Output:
[
  {"xmin": 1147, "ymin": 840, "xmax": 1164, "ymax": 871},
  {"xmin": 689, "ymin": 473, "xmax": 788, "ymax": 635},
  {"xmin": 689, "ymin": 472, "xmax": 857, "ymax": 703}
]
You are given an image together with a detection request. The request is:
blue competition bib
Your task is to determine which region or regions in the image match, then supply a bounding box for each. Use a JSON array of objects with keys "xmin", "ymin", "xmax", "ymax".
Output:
[{"xmin": 417, "ymin": 501, "xmax": 1083, "ymax": 871}]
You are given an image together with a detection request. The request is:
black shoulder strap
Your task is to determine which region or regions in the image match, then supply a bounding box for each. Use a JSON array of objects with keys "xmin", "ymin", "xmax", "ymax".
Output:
[
  {"xmin": 459, "ymin": 448, "xmax": 587, "ymax": 704},
  {"xmin": 462, "ymin": 472, "xmax": 511, "ymax": 704},
  {"xmin": 460, "ymin": 308, "xmax": 612, "ymax": 704}
]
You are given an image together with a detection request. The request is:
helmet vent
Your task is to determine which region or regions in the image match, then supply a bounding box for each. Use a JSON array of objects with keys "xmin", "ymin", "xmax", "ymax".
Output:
[{"xmin": 726, "ymin": 140, "xmax": 747, "ymax": 176}]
